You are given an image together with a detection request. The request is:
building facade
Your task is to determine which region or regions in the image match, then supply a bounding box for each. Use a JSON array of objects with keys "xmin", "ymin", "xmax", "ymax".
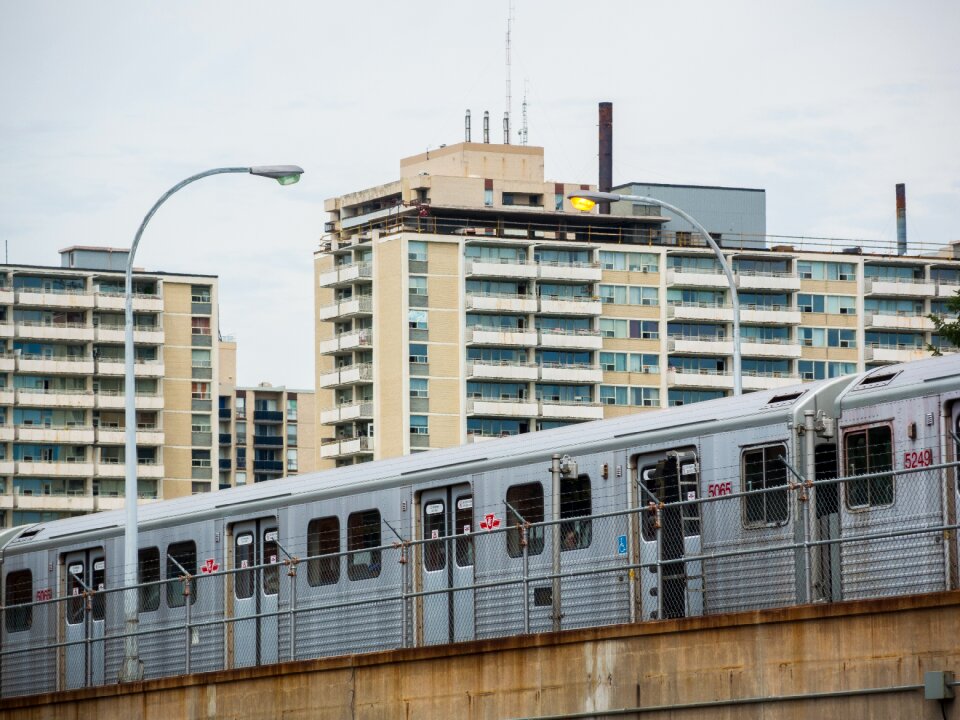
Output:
[
  {"xmin": 314, "ymin": 142, "xmax": 960, "ymax": 468},
  {"xmin": 217, "ymin": 381, "xmax": 316, "ymax": 487},
  {"xmin": 0, "ymin": 247, "xmax": 225, "ymax": 528}
]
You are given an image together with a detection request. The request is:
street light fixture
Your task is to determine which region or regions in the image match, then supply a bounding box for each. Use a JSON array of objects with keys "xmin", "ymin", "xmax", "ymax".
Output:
[
  {"xmin": 568, "ymin": 189, "xmax": 742, "ymax": 396},
  {"xmin": 120, "ymin": 164, "xmax": 303, "ymax": 682}
]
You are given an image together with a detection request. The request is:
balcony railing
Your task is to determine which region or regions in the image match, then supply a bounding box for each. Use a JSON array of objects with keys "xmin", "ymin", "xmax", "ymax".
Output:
[{"xmin": 253, "ymin": 410, "xmax": 284, "ymax": 423}]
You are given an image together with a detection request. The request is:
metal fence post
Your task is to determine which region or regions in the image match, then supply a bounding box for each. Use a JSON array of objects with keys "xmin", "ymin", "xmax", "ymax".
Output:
[
  {"xmin": 782, "ymin": 452, "xmax": 813, "ymax": 604},
  {"xmin": 183, "ymin": 574, "xmax": 193, "ymax": 675},
  {"xmin": 521, "ymin": 524, "xmax": 530, "ymax": 634},
  {"xmin": 84, "ymin": 590, "xmax": 92, "ymax": 688},
  {"xmin": 287, "ymin": 557, "xmax": 299, "ymax": 661},
  {"xmin": 399, "ymin": 542, "xmax": 409, "ymax": 648},
  {"xmin": 654, "ymin": 503, "xmax": 663, "ymax": 620}
]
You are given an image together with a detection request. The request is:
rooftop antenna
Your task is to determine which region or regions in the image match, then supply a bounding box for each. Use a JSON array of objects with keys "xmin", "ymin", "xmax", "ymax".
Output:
[
  {"xmin": 519, "ymin": 79, "xmax": 529, "ymax": 145},
  {"xmin": 465, "ymin": 109, "xmax": 472, "ymax": 143},
  {"xmin": 504, "ymin": 0, "xmax": 513, "ymax": 144}
]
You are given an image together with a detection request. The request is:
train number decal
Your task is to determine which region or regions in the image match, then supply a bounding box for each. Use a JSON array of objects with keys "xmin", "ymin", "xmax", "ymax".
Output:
[
  {"xmin": 707, "ymin": 482, "xmax": 733, "ymax": 497},
  {"xmin": 903, "ymin": 448, "xmax": 933, "ymax": 469}
]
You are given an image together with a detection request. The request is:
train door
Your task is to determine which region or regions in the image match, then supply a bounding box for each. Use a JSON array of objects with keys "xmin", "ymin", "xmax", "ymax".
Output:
[
  {"xmin": 813, "ymin": 443, "xmax": 842, "ymax": 602},
  {"xmin": 634, "ymin": 449, "xmax": 702, "ymax": 620},
  {"xmin": 419, "ymin": 484, "xmax": 474, "ymax": 645},
  {"xmin": 232, "ymin": 519, "xmax": 280, "ymax": 668},
  {"xmin": 62, "ymin": 549, "xmax": 105, "ymax": 689},
  {"xmin": 951, "ymin": 402, "xmax": 960, "ymax": 589}
]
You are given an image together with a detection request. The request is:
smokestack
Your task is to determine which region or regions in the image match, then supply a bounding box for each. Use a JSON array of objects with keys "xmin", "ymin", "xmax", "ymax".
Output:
[
  {"xmin": 465, "ymin": 109, "xmax": 472, "ymax": 143},
  {"xmin": 896, "ymin": 183, "xmax": 907, "ymax": 256},
  {"xmin": 503, "ymin": 112, "xmax": 510, "ymax": 144},
  {"xmin": 598, "ymin": 102, "xmax": 613, "ymax": 215},
  {"xmin": 483, "ymin": 111, "xmax": 490, "ymax": 144}
]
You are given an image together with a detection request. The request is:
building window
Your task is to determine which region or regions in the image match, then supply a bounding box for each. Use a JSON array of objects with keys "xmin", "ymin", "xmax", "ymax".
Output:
[
  {"xmin": 409, "ymin": 277, "xmax": 427, "ymax": 296},
  {"xmin": 409, "ymin": 343, "xmax": 428, "ymax": 364},
  {"xmin": 423, "ymin": 500, "xmax": 446, "ymax": 571},
  {"xmin": 191, "ymin": 450, "xmax": 211, "ymax": 468},
  {"xmin": 166, "ymin": 541, "xmax": 197, "ymax": 608},
  {"xmin": 138, "ymin": 547, "xmax": 161, "ymax": 613},
  {"xmin": 845, "ymin": 426, "xmax": 894, "ymax": 509},
  {"xmin": 191, "ymin": 317, "xmax": 211, "ymax": 335},
  {"xmin": 410, "ymin": 378, "xmax": 428, "ymax": 398},
  {"xmin": 286, "ymin": 424, "xmax": 298, "ymax": 446},
  {"xmin": 191, "ymin": 285, "xmax": 211, "ymax": 303},
  {"xmin": 191, "ymin": 382, "xmax": 211, "ymax": 400},
  {"xmin": 347, "ymin": 510, "xmax": 381, "ymax": 581},
  {"xmin": 408, "ymin": 241, "xmax": 427, "ymax": 262},
  {"xmin": 4, "ymin": 569, "xmax": 32, "ymax": 632},
  {"xmin": 236, "ymin": 472, "xmax": 247, "ymax": 485},
  {"xmin": 410, "ymin": 415, "xmax": 428, "ymax": 435},
  {"xmin": 560, "ymin": 475, "xmax": 592, "ymax": 551},
  {"xmin": 502, "ymin": 192, "xmax": 514, "ymax": 206},
  {"xmin": 286, "ymin": 449, "xmax": 298, "ymax": 471},
  {"xmin": 307, "ymin": 516, "xmax": 340, "ymax": 586},
  {"xmin": 191, "ymin": 349, "xmax": 211, "ymax": 368},
  {"xmin": 742, "ymin": 444, "xmax": 789, "ymax": 527},
  {"xmin": 506, "ymin": 483, "xmax": 544, "ymax": 558},
  {"xmin": 408, "ymin": 310, "xmax": 428, "ymax": 330},
  {"xmin": 286, "ymin": 397, "xmax": 297, "ymax": 421},
  {"xmin": 191, "ymin": 414, "xmax": 211, "ymax": 433}
]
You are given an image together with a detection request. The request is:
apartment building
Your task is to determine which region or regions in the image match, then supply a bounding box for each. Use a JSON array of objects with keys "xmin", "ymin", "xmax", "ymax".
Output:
[
  {"xmin": 0, "ymin": 247, "xmax": 223, "ymax": 528},
  {"xmin": 217, "ymin": 378, "xmax": 316, "ymax": 487},
  {"xmin": 314, "ymin": 142, "xmax": 960, "ymax": 468}
]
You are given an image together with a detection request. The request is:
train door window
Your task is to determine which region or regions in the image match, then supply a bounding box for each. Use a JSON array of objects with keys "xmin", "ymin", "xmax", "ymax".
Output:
[
  {"xmin": 166, "ymin": 541, "xmax": 197, "ymax": 607},
  {"xmin": 138, "ymin": 547, "xmax": 160, "ymax": 612},
  {"xmin": 845, "ymin": 426, "xmax": 894, "ymax": 508},
  {"xmin": 640, "ymin": 467, "xmax": 659, "ymax": 542},
  {"xmin": 742, "ymin": 444, "xmax": 789, "ymax": 527},
  {"xmin": 4, "ymin": 570, "xmax": 32, "ymax": 632},
  {"xmin": 92, "ymin": 559, "xmax": 106, "ymax": 621},
  {"xmin": 263, "ymin": 529, "xmax": 279, "ymax": 595},
  {"xmin": 560, "ymin": 475, "xmax": 592, "ymax": 551},
  {"xmin": 235, "ymin": 534, "xmax": 254, "ymax": 599},
  {"xmin": 347, "ymin": 509, "xmax": 381, "ymax": 581},
  {"xmin": 424, "ymin": 500, "xmax": 446, "ymax": 571},
  {"xmin": 67, "ymin": 562, "xmax": 85, "ymax": 624},
  {"xmin": 307, "ymin": 516, "xmax": 340, "ymax": 586},
  {"xmin": 506, "ymin": 482, "xmax": 544, "ymax": 558},
  {"xmin": 455, "ymin": 495, "xmax": 475, "ymax": 567}
]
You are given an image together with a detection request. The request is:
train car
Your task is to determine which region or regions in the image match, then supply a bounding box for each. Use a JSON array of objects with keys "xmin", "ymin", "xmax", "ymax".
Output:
[{"xmin": 1, "ymin": 354, "xmax": 958, "ymax": 697}]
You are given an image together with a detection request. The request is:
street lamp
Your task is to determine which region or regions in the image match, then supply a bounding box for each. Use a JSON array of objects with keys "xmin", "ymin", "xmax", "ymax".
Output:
[
  {"xmin": 120, "ymin": 165, "xmax": 303, "ymax": 681},
  {"xmin": 568, "ymin": 189, "xmax": 742, "ymax": 396}
]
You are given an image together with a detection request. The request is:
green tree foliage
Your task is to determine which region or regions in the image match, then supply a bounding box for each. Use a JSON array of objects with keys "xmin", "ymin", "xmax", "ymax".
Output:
[{"xmin": 929, "ymin": 289, "xmax": 960, "ymax": 353}]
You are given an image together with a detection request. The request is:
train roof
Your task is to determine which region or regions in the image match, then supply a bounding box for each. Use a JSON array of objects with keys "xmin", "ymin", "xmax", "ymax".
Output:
[
  {"xmin": 837, "ymin": 353, "xmax": 960, "ymax": 409},
  {"xmin": 3, "ymin": 353, "xmax": 955, "ymax": 552}
]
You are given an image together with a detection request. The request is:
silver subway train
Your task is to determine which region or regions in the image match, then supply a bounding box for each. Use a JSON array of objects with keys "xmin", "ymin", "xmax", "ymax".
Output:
[{"xmin": 1, "ymin": 354, "xmax": 958, "ymax": 696}]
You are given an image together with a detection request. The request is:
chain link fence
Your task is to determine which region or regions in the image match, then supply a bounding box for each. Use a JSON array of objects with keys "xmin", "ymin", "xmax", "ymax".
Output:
[{"xmin": 2, "ymin": 460, "xmax": 957, "ymax": 697}]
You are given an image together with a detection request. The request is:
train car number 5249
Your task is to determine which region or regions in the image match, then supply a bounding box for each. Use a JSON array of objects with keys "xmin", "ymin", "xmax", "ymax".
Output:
[{"xmin": 903, "ymin": 448, "xmax": 933, "ymax": 469}]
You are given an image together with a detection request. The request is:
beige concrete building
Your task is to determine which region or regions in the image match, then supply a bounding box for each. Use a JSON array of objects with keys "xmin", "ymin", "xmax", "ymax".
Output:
[
  {"xmin": 217, "ymin": 373, "xmax": 316, "ymax": 487},
  {"xmin": 0, "ymin": 247, "xmax": 226, "ymax": 527},
  {"xmin": 314, "ymin": 142, "xmax": 960, "ymax": 468}
]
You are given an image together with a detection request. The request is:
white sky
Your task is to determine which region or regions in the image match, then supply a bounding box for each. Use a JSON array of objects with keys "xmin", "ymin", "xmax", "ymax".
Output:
[{"xmin": 2, "ymin": 1, "xmax": 958, "ymax": 388}]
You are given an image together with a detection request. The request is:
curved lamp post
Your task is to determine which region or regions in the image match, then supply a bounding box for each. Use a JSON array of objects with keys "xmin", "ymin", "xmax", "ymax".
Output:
[
  {"xmin": 568, "ymin": 190, "xmax": 742, "ymax": 396},
  {"xmin": 121, "ymin": 165, "xmax": 303, "ymax": 681}
]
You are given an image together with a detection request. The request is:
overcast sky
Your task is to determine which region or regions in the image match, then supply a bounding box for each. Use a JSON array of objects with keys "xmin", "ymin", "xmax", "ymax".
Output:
[{"xmin": 2, "ymin": 1, "xmax": 958, "ymax": 388}]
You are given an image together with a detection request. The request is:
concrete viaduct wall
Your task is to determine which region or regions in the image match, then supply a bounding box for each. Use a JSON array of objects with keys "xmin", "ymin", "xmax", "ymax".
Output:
[{"xmin": 3, "ymin": 591, "xmax": 959, "ymax": 720}]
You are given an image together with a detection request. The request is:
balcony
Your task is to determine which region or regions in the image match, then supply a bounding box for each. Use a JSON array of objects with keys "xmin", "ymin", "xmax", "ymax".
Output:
[
  {"xmin": 219, "ymin": 458, "xmax": 232, "ymax": 471},
  {"xmin": 95, "ymin": 427, "xmax": 164, "ymax": 445},
  {"xmin": 740, "ymin": 306, "xmax": 802, "ymax": 325},
  {"xmin": 864, "ymin": 277, "xmax": 935, "ymax": 297},
  {"xmin": 0, "ymin": 425, "xmax": 13, "ymax": 442},
  {"xmin": 466, "ymin": 293, "xmax": 538, "ymax": 314},
  {"xmin": 863, "ymin": 345, "xmax": 930, "ymax": 364},
  {"xmin": 94, "ymin": 359, "xmax": 165, "ymax": 377},
  {"xmin": 16, "ymin": 460, "xmax": 94, "ymax": 477},
  {"xmin": 538, "ymin": 296, "xmax": 602, "ymax": 316},
  {"xmin": 253, "ymin": 434, "xmax": 284, "ymax": 447},
  {"xmin": 465, "ymin": 259, "xmax": 536, "ymax": 279},
  {"xmin": 864, "ymin": 313, "xmax": 934, "ymax": 331},
  {"xmin": 16, "ymin": 355, "xmax": 94, "ymax": 375},
  {"xmin": 318, "ymin": 261, "xmax": 373, "ymax": 288},
  {"xmin": 668, "ymin": 338, "xmax": 734, "ymax": 356},
  {"xmin": 0, "ymin": 353, "xmax": 14, "ymax": 371},
  {"xmin": 16, "ymin": 322, "xmax": 95, "ymax": 342},
  {"xmin": 466, "ymin": 328, "xmax": 538, "ymax": 347},
  {"xmin": 95, "ymin": 392, "xmax": 164, "ymax": 410},
  {"xmin": 318, "ymin": 329, "xmax": 373, "ymax": 355},
  {"xmin": 539, "ymin": 400, "xmax": 603, "ymax": 420},
  {"xmin": 0, "ymin": 460, "xmax": 13, "ymax": 475},
  {"xmin": 538, "ymin": 262, "xmax": 602, "ymax": 282},
  {"xmin": 736, "ymin": 272, "xmax": 801, "ymax": 292},
  {"xmin": 318, "ymin": 295, "xmax": 373, "ymax": 321},
  {"xmin": 94, "ymin": 292, "xmax": 164, "ymax": 312},
  {"xmin": 466, "ymin": 361, "xmax": 539, "ymax": 382},
  {"xmin": 15, "ymin": 425, "xmax": 95, "ymax": 443},
  {"xmin": 0, "ymin": 389, "xmax": 15, "ymax": 405},
  {"xmin": 253, "ymin": 410, "xmax": 284, "ymax": 423},
  {"xmin": 219, "ymin": 433, "xmax": 232, "ymax": 445},
  {"xmin": 95, "ymin": 326, "xmax": 164, "ymax": 344},
  {"xmin": 319, "ymin": 362, "xmax": 373, "ymax": 389},
  {"xmin": 320, "ymin": 401, "xmax": 373, "ymax": 425},
  {"xmin": 465, "ymin": 398, "xmax": 538, "ymax": 417},
  {"xmin": 253, "ymin": 460, "xmax": 284, "ymax": 472},
  {"xmin": 0, "ymin": 322, "xmax": 12, "ymax": 338},
  {"xmin": 667, "ymin": 368, "xmax": 735, "ymax": 390},
  {"xmin": 539, "ymin": 364, "xmax": 604, "ymax": 383},
  {"xmin": 741, "ymin": 340, "xmax": 802, "ymax": 358},
  {"xmin": 742, "ymin": 372, "xmax": 802, "ymax": 391},
  {"xmin": 538, "ymin": 329, "xmax": 603, "ymax": 350},
  {"xmin": 15, "ymin": 389, "xmax": 95, "ymax": 409},
  {"xmin": 936, "ymin": 281, "xmax": 960, "ymax": 298},
  {"xmin": 0, "ymin": 287, "xmax": 13, "ymax": 304},
  {"xmin": 15, "ymin": 288, "xmax": 94, "ymax": 309},
  {"xmin": 319, "ymin": 435, "xmax": 374, "ymax": 459},
  {"xmin": 667, "ymin": 302, "xmax": 733, "ymax": 323},
  {"xmin": 666, "ymin": 268, "xmax": 729, "ymax": 289},
  {"xmin": 94, "ymin": 460, "xmax": 164, "ymax": 479}
]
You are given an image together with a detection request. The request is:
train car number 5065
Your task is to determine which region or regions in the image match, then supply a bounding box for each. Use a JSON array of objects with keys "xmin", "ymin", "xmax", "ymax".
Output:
[{"xmin": 903, "ymin": 448, "xmax": 933, "ymax": 469}]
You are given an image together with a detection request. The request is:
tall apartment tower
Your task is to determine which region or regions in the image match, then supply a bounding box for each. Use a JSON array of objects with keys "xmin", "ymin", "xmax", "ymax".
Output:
[
  {"xmin": 0, "ymin": 247, "xmax": 225, "ymax": 528},
  {"xmin": 314, "ymin": 143, "xmax": 960, "ymax": 468}
]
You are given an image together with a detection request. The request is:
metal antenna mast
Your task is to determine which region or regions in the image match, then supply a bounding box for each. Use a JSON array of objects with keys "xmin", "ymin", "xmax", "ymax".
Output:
[
  {"xmin": 520, "ymin": 79, "xmax": 529, "ymax": 146},
  {"xmin": 505, "ymin": 0, "xmax": 513, "ymax": 143}
]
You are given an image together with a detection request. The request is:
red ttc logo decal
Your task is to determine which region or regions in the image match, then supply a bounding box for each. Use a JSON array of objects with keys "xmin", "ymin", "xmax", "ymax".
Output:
[
  {"xmin": 479, "ymin": 513, "xmax": 500, "ymax": 531},
  {"xmin": 200, "ymin": 559, "xmax": 219, "ymax": 574}
]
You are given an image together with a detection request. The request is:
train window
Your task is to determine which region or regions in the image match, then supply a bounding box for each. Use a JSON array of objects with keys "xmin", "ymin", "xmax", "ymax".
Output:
[
  {"xmin": 4, "ymin": 570, "xmax": 32, "ymax": 632},
  {"xmin": 235, "ymin": 534, "xmax": 254, "ymax": 599},
  {"xmin": 742, "ymin": 444, "xmax": 789, "ymax": 527},
  {"xmin": 138, "ymin": 547, "xmax": 161, "ymax": 612},
  {"xmin": 640, "ymin": 467, "xmax": 659, "ymax": 542},
  {"xmin": 506, "ymin": 483, "xmax": 544, "ymax": 558},
  {"xmin": 92, "ymin": 559, "xmax": 106, "ymax": 621},
  {"xmin": 67, "ymin": 562, "xmax": 85, "ymax": 624},
  {"xmin": 424, "ymin": 500, "xmax": 446, "ymax": 571},
  {"xmin": 560, "ymin": 475, "xmax": 592, "ymax": 551},
  {"xmin": 263, "ymin": 529, "xmax": 280, "ymax": 596},
  {"xmin": 845, "ymin": 426, "xmax": 894, "ymax": 508},
  {"xmin": 347, "ymin": 509, "xmax": 381, "ymax": 581},
  {"xmin": 307, "ymin": 516, "xmax": 340, "ymax": 586},
  {"xmin": 455, "ymin": 495, "xmax": 474, "ymax": 567},
  {"xmin": 166, "ymin": 541, "xmax": 198, "ymax": 608}
]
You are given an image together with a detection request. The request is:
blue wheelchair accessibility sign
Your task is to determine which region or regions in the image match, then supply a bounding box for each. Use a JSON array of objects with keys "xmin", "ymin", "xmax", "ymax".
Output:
[{"xmin": 617, "ymin": 535, "xmax": 627, "ymax": 555}]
